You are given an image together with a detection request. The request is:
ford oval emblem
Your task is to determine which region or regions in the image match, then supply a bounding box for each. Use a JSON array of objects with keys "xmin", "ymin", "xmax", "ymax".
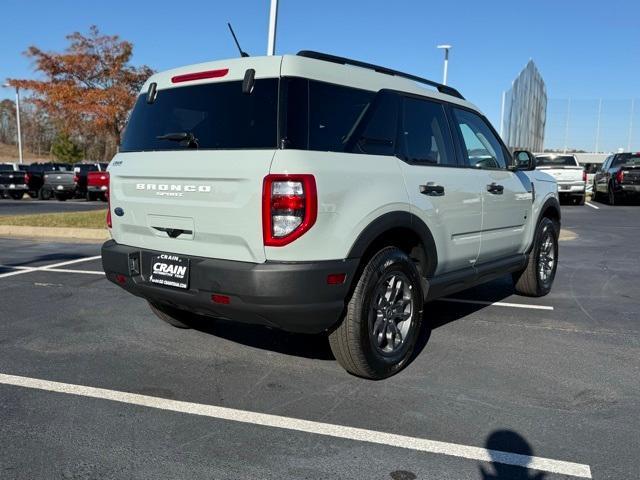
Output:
[{"xmin": 114, "ymin": 207, "xmax": 124, "ymax": 217}]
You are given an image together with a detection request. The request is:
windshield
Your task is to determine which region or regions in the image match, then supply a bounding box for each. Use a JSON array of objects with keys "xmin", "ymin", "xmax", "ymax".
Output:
[
  {"xmin": 613, "ymin": 153, "xmax": 640, "ymax": 167},
  {"xmin": 535, "ymin": 155, "xmax": 578, "ymax": 167},
  {"xmin": 120, "ymin": 79, "xmax": 279, "ymax": 152}
]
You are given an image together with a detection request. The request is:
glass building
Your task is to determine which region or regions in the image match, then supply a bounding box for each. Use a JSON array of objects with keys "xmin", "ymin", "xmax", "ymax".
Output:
[{"xmin": 500, "ymin": 60, "xmax": 547, "ymax": 152}]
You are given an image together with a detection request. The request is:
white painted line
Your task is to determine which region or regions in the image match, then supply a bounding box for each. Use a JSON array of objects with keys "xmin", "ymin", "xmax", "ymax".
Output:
[
  {"xmin": 439, "ymin": 298, "xmax": 554, "ymax": 311},
  {"xmin": 44, "ymin": 268, "xmax": 104, "ymax": 275},
  {"xmin": 0, "ymin": 255, "xmax": 102, "ymax": 279},
  {"xmin": 0, "ymin": 373, "xmax": 590, "ymax": 478},
  {"xmin": 585, "ymin": 202, "xmax": 600, "ymax": 210}
]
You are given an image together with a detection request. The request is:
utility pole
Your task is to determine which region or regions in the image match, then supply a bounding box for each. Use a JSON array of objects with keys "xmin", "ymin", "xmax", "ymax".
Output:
[
  {"xmin": 594, "ymin": 98, "xmax": 602, "ymax": 153},
  {"xmin": 267, "ymin": 0, "xmax": 279, "ymax": 56},
  {"xmin": 2, "ymin": 83, "xmax": 23, "ymax": 164},
  {"xmin": 436, "ymin": 45, "xmax": 452, "ymax": 85}
]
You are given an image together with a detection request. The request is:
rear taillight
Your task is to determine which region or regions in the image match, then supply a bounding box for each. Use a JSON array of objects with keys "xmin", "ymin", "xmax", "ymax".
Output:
[
  {"xmin": 582, "ymin": 170, "xmax": 587, "ymax": 182},
  {"xmin": 616, "ymin": 169, "xmax": 624, "ymax": 184},
  {"xmin": 262, "ymin": 174, "xmax": 317, "ymax": 247},
  {"xmin": 24, "ymin": 173, "xmax": 30, "ymax": 184},
  {"xmin": 106, "ymin": 176, "xmax": 112, "ymax": 228}
]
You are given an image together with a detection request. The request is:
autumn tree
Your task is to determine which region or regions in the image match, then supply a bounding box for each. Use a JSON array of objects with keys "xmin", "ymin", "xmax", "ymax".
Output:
[{"xmin": 8, "ymin": 26, "xmax": 153, "ymax": 159}]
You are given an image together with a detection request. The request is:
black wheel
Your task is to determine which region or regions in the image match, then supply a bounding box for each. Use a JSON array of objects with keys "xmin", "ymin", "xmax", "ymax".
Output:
[
  {"xmin": 577, "ymin": 194, "xmax": 585, "ymax": 206},
  {"xmin": 513, "ymin": 217, "xmax": 559, "ymax": 297},
  {"xmin": 328, "ymin": 246, "xmax": 424, "ymax": 379},
  {"xmin": 148, "ymin": 301, "xmax": 195, "ymax": 328},
  {"xmin": 9, "ymin": 191, "xmax": 24, "ymax": 200},
  {"xmin": 608, "ymin": 184, "xmax": 617, "ymax": 205},
  {"xmin": 39, "ymin": 187, "xmax": 52, "ymax": 200},
  {"xmin": 591, "ymin": 183, "xmax": 599, "ymax": 202}
]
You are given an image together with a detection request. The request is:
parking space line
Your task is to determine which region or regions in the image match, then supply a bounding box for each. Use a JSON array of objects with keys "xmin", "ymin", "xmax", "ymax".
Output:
[
  {"xmin": 585, "ymin": 202, "xmax": 600, "ymax": 210},
  {"xmin": 0, "ymin": 373, "xmax": 591, "ymax": 478},
  {"xmin": 44, "ymin": 268, "xmax": 104, "ymax": 275},
  {"xmin": 439, "ymin": 298, "xmax": 554, "ymax": 311},
  {"xmin": 0, "ymin": 255, "xmax": 102, "ymax": 279}
]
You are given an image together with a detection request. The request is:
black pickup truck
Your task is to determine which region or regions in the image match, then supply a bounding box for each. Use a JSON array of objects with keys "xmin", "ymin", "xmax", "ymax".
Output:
[
  {"xmin": 0, "ymin": 163, "xmax": 29, "ymax": 199},
  {"xmin": 593, "ymin": 152, "xmax": 640, "ymax": 205}
]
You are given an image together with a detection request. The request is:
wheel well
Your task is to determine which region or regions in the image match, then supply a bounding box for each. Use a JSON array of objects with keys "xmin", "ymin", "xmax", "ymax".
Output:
[
  {"xmin": 541, "ymin": 204, "xmax": 560, "ymax": 227},
  {"xmin": 359, "ymin": 227, "xmax": 429, "ymax": 277}
]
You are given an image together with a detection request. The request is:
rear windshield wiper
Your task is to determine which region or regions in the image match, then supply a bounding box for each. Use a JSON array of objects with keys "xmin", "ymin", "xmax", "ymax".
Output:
[{"xmin": 156, "ymin": 132, "xmax": 199, "ymax": 148}]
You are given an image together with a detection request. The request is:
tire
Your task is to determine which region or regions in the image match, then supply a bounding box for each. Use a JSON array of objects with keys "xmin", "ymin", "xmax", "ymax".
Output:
[
  {"xmin": 148, "ymin": 301, "xmax": 194, "ymax": 329},
  {"xmin": 591, "ymin": 185, "xmax": 599, "ymax": 202},
  {"xmin": 513, "ymin": 217, "xmax": 559, "ymax": 297},
  {"xmin": 39, "ymin": 187, "xmax": 52, "ymax": 200},
  {"xmin": 9, "ymin": 191, "xmax": 24, "ymax": 200},
  {"xmin": 608, "ymin": 184, "xmax": 617, "ymax": 205},
  {"xmin": 328, "ymin": 246, "xmax": 424, "ymax": 379},
  {"xmin": 577, "ymin": 194, "xmax": 585, "ymax": 206}
]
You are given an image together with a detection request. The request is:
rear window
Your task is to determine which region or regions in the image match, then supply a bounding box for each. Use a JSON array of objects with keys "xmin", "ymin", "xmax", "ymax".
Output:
[
  {"xmin": 0, "ymin": 164, "xmax": 13, "ymax": 172},
  {"xmin": 535, "ymin": 155, "xmax": 578, "ymax": 167},
  {"xmin": 120, "ymin": 79, "xmax": 279, "ymax": 152},
  {"xmin": 613, "ymin": 153, "xmax": 640, "ymax": 167}
]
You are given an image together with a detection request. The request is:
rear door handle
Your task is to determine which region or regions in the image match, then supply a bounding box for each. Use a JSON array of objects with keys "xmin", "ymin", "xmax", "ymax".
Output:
[
  {"xmin": 487, "ymin": 183, "xmax": 504, "ymax": 194},
  {"xmin": 420, "ymin": 182, "xmax": 445, "ymax": 196}
]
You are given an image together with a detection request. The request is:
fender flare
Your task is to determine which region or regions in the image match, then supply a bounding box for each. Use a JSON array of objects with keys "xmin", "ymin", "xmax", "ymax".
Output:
[
  {"xmin": 346, "ymin": 211, "xmax": 438, "ymax": 277},
  {"xmin": 526, "ymin": 195, "xmax": 561, "ymax": 254}
]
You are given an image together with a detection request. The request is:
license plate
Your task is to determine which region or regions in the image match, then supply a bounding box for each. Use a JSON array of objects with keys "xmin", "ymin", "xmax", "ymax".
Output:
[
  {"xmin": 57, "ymin": 185, "xmax": 64, "ymax": 190},
  {"xmin": 149, "ymin": 254, "xmax": 190, "ymax": 289},
  {"xmin": 9, "ymin": 184, "xmax": 15, "ymax": 189},
  {"xmin": 560, "ymin": 185, "xmax": 570, "ymax": 190}
]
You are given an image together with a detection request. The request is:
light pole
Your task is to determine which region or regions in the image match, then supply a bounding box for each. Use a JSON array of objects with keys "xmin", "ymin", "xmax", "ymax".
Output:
[
  {"xmin": 437, "ymin": 44, "xmax": 452, "ymax": 85},
  {"xmin": 267, "ymin": 0, "xmax": 279, "ymax": 56},
  {"xmin": 2, "ymin": 83, "xmax": 23, "ymax": 164}
]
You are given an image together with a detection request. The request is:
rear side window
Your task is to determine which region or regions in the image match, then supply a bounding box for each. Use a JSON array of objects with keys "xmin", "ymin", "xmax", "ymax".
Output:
[
  {"xmin": 453, "ymin": 108, "xmax": 507, "ymax": 169},
  {"xmin": 399, "ymin": 97, "xmax": 456, "ymax": 166},
  {"xmin": 284, "ymin": 78, "xmax": 374, "ymax": 152},
  {"xmin": 120, "ymin": 79, "xmax": 278, "ymax": 152}
]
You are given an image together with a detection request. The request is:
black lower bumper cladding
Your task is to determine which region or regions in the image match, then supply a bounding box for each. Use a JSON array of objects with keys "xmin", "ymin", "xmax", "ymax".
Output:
[{"xmin": 101, "ymin": 240, "xmax": 358, "ymax": 334}]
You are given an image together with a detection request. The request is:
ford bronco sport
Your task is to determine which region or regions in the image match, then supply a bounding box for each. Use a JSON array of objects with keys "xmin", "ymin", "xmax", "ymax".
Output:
[{"xmin": 102, "ymin": 51, "xmax": 560, "ymax": 379}]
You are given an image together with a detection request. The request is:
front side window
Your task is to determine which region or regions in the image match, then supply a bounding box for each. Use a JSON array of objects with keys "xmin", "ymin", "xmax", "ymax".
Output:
[
  {"xmin": 121, "ymin": 79, "xmax": 279, "ymax": 152},
  {"xmin": 453, "ymin": 108, "xmax": 507, "ymax": 169},
  {"xmin": 399, "ymin": 97, "xmax": 456, "ymax": 166}
]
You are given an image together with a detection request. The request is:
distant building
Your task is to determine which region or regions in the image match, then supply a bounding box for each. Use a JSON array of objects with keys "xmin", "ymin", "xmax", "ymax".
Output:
[{"xmin": 500, "ymin": 60, "xmax": 547, "ymax": 152}]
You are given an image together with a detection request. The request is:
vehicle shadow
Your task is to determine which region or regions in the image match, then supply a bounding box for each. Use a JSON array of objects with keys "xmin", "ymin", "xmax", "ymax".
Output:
[
  {"xmin": 479, "ymin": 430, "xmax": 546, "ymax": 480},
  {"xmin": 189, "ymin": 274, "xmax": 515, "ymax": 364}
]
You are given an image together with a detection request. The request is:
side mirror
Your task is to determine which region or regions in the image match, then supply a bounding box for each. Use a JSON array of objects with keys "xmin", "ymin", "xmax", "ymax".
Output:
[{"xmin": 512, "ymin": 150, "xmax": 536, "ymax": 171}]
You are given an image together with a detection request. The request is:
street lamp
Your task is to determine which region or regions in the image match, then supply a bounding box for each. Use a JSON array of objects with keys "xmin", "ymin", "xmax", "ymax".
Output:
[
  {"xmin": 267, "ymin": 0, "xmax": 279, "ymax": 55},
  {"xmin": 436, "ymin": 44, "xmax": 452, "ymax": 85},
  {"xmin": 2, "ymin": 83, "xmax": 23, "ymax": 164}
]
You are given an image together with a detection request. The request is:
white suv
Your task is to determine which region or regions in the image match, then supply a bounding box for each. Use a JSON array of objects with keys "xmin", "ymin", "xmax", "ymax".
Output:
[{"xmin": 102, "ymin": 51, "xmax": 560, "ymax": 379}]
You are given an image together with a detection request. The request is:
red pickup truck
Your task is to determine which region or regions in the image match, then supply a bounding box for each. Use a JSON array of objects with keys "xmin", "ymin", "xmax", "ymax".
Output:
[{"xmin": 86, "ymin": 171, "xmax": 109, "ymax": 201}]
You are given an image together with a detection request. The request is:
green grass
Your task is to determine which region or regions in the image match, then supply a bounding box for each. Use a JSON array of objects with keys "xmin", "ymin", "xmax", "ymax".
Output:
[{"xmin": 0, "ymin": 209, "xmax": 108, "ymax": 229}]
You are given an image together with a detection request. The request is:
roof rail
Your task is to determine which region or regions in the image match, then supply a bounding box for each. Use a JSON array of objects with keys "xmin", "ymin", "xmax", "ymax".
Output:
[{"xmin": 296, "ymin": 50, "xmax": 465, "ymax": 100}]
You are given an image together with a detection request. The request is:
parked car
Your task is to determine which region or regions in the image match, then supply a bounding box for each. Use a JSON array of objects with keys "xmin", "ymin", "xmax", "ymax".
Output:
[
  {"xmin": 593, "ymin": 152, "xmax": 640, "ymax": 204},
  {"xmin": 40, "ymin": 165, "xmax": 75, "ymax": 201},
  {"xmin": 86, "ymin": 170, "xmax": 109, "ymax": 201},
  {"xmin": 22, "ymin": 163, "xmax": 71, "ymax": 199},
  {"xmin": 102, "ymin": 51, "xmax": 561, "ymax": 379},
  {"xmin": 73, "ymin": 162, "xmax": 109, "ymax": 199},
  {"xmin": 583, "ymin": 163, "xmax": 600, "ymax": 194},
  {"xmin": 0, "ymin": 163, "xmax": 29, "ymax": 199},
  {"xmin": 535, "ymin": 154, "xmax": 586, "ymax": 205}
]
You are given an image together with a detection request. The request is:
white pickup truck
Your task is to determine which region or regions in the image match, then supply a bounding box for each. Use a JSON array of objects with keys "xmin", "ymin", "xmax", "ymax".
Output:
[{"xmin": 535, "ymin": 154, "xmax": 586, "ymax": 205}]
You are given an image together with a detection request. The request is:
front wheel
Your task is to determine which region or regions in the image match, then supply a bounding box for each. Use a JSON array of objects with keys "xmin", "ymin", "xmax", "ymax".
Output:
[
  {"xmin": 39, "ymin": 187, "xmax": 52, "ymax": 200},
  {"xmin": 328, "ymin": 247, "xmax": 424, "ymax": 379},
  {"xmin": 513, "ymin": 217, "xmax": 559, "ymax": 297}
]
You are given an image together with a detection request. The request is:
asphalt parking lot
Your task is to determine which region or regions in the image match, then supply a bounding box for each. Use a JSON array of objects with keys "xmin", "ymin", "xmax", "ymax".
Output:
[
  {"xmin": 0, "ymin": 197, "xmax": 106, "ymax": 216},
  {"xmin": 0, "ymin": 202, "xmax": 638, "ymax": 479}
]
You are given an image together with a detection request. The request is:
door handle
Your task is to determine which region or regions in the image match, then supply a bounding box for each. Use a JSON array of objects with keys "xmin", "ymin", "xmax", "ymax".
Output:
[
  {"xmin": 420, "ymin": 182, "xmax": 445, "ymax": 196},
  {"xmin": 487, "ymin": 183, "xmax": 504, "ymax": 194}
]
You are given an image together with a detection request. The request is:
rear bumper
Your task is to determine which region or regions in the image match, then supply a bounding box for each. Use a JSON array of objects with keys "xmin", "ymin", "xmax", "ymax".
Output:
[
  {"xmin": 87, "ymin": 185, "xmax": 109, "ymax": 193},
  {"xmin": 620, "ymin": 184, "xmax": 640, "ymax": 193},
  {"xmin": 50, "ymin": 185, "xmax": 76, "ymax": 193},
  {"xmin": 101, "ymin": 240, "xmax": 359, "ymax": 334},
  {"xmin": 557, "ymin": 182, "xmax": 585, "ymax": 194},
  {"xmin": 0, "ymin": 183, "xmax": 28, "ymax": 191}
]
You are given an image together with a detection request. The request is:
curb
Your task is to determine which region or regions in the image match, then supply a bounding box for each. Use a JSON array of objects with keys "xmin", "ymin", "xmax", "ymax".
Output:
[{"xmin": 0, "ymin": 225, "xmax": 109, "ymax": 241}]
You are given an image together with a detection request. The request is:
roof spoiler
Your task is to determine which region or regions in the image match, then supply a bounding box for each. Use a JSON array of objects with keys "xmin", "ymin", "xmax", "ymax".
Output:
[{"xmin": 297, "ymin": 50, "xmax": 465, "ymax": 100}]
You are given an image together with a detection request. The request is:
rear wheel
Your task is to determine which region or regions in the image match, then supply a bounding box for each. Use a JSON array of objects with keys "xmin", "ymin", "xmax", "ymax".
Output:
[
  {"xmin": 576, "ymin": 194, "xmax": 585, "ymax": 205},
  {"xmin": 148, "ymin": 301, "xmax": 195, "ymax": 329},
  {"xmin": 328, "ymin": 247, "xmax": 423, "ymax": 379},
  {"xmin": 608, "ymin": 184, "xmax": 617, "ymax": 205},
  {"xmin": 39, "ymin": 187, "xmax": 52, "ymax": 200},
  {"xmin": 513, "ymin": 217, "xmax": 559, "ymax": 297},
  {"xmin": 8, "ymin": 191, "xmax": 24, "ymax": 200}
]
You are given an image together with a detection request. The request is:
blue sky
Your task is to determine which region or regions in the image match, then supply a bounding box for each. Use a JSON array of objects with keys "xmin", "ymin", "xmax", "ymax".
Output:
[{"xmin": 1, "ymin": 0, "xmax": 638, "ymax": 152}]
